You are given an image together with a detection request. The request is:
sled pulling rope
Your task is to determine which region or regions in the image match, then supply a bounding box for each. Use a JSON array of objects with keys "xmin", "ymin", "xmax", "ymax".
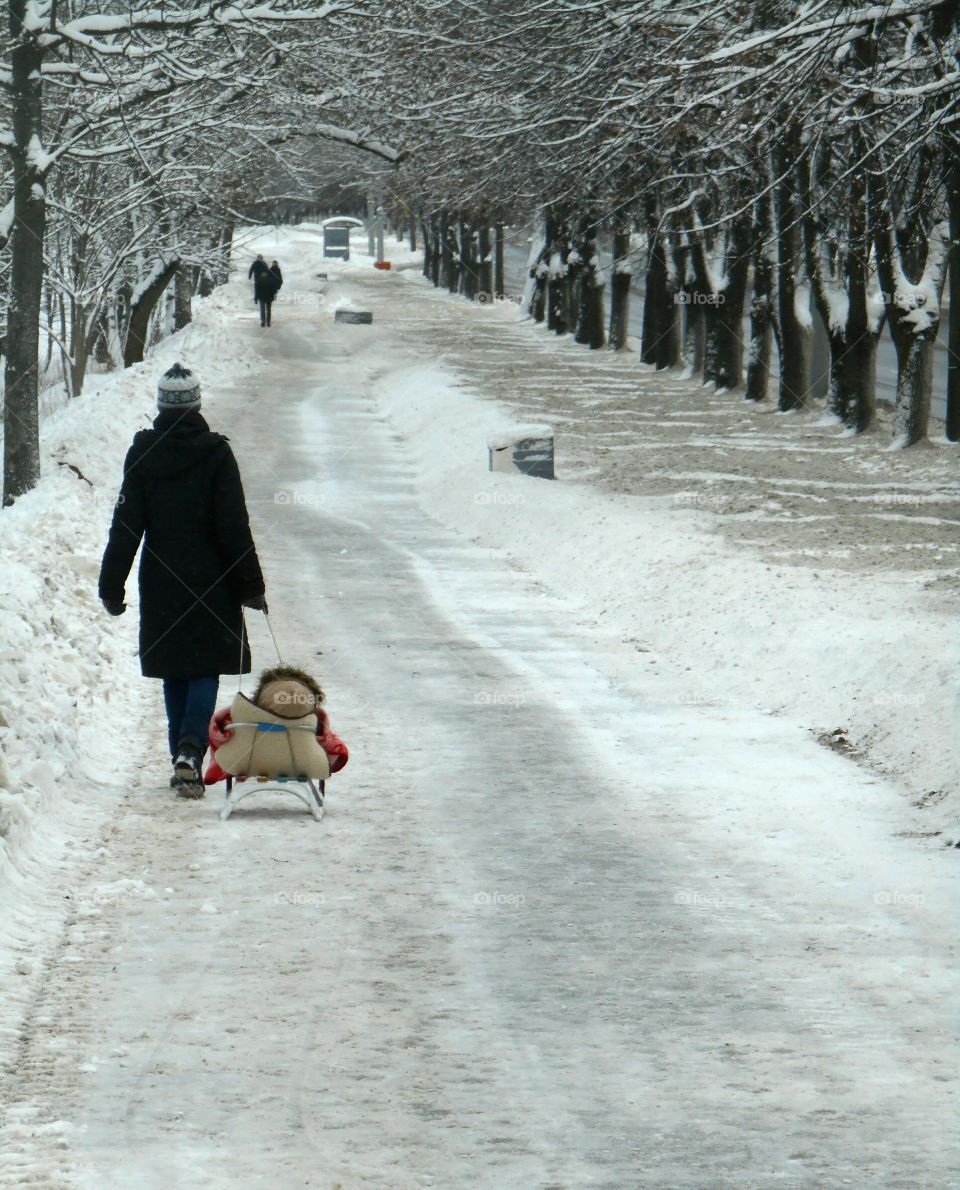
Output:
[{"xmin": 264, "ymin": 609, "xmax": 284, "ymax": 665}]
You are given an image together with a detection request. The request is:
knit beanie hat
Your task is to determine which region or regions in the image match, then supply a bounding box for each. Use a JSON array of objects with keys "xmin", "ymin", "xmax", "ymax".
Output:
[{"xmin": 157, "ymin": 362, "xmax": 201, "ymax": 410}]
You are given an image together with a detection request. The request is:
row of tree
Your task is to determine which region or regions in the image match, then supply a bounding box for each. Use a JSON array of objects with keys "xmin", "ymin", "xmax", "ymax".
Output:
[
  {"xmin": 0, "ymin": 0, "xmax": 400, "ymax": 505},
  {"xmin": 368, "ymin": 1, "xmax": 959, "ymax": 449},
  {"xmin": 3, "ymin": 2, "xmax": 958, "ymax": 506}
]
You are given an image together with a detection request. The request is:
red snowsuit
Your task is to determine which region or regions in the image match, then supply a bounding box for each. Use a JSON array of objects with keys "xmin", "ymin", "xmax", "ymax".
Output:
[{"xmin": 203, "ymin": 705, "xmax": 349, "ymax": 785}]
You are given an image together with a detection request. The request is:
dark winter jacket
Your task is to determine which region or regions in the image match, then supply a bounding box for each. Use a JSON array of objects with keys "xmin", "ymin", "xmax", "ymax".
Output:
[
  {"xmin": 248, "ymin": 258, "xmax": 270, "ymax": 282},
  {"xmin": 254, "ymin": 266, "xmax": 282, "ymax": 303},
  {"xmin": 98, "ymin": 409, "xmax": 265, "ymax": 679}
]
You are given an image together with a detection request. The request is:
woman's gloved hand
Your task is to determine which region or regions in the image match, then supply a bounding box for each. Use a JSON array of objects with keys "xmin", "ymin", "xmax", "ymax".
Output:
[
  {"xmin": 243, "ymin": 593, "xmax": 269, "ymax": 614},
  {"xmin": 101, "ymin": 597, "xmax": 126, "ymax": 616}
]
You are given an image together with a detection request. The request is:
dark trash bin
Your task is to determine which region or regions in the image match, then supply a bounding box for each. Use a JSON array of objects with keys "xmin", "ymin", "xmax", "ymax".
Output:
[
  {"xmin": 488, "ymin": 425, "xmax": 555, "ymax": 479},
  {"xmin": 334, "ymin": 309, "xmax": 373, "ymax": 325}
]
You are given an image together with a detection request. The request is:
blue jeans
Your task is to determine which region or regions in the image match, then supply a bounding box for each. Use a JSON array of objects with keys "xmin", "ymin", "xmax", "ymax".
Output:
[{"xmin": 163, "ymin": 676, "xmax": 219, "ymax": 758}]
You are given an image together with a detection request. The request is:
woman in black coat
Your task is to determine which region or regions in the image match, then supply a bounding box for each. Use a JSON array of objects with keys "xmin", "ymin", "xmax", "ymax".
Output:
[
  {"xmin": 255, "ymin": 261, "xmax": 282, "ymax": 327},
  {"xmin": 248, "ymin": 253, "xmax": 269, "ymax": 287},
  {"xmin": 98, "ymin": 363, "xmax": 266, "ymax": 796}
]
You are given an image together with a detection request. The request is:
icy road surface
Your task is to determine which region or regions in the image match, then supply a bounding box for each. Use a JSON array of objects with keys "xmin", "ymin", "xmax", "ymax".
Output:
[{"xmin": 1, "ymin": 244, "xmax": 955, "ymax": 1190}]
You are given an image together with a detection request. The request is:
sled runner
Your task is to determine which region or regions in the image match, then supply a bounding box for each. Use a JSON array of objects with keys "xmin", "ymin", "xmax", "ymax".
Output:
[{"xmin": 213, "ymin": 691, "xmax": 330, "ymax": 821}]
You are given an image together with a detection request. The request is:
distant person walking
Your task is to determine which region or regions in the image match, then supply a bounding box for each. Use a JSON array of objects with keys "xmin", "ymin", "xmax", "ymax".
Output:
[
  {"xmin": 248, "ymin": 253, "xmax": 270, "ymax": 303},
  {"xmin": 255, "ymin": 260, "xmax": 283, "ymax": 327}
]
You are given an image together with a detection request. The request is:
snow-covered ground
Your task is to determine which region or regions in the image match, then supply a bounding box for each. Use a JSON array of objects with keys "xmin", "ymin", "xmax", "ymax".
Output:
[{"xmin": 0, "ymin": 223, "xmax": 956, "ymax": 1187}]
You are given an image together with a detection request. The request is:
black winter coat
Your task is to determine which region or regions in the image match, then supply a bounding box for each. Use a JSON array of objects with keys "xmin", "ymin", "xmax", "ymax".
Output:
[
  {"xmin": 254, "ymin": 266, "xmax": 282, "ymax": 303},
  {"xmin": 248, "ymin": 259, "xmax": 270, "ymax": 282},
  {"xmin": 98, "ymin": 410, "xmax": 265, "ymax": 679}
]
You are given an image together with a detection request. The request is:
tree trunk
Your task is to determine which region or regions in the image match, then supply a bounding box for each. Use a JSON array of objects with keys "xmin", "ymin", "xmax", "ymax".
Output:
[
  {"xmin": 799, "ymin": 139, "xmax": 875, "ymax": 431},
  {"xmin": 872, "ymin": 165, "xmax": 947, "ymax": 447},
  {"xmin": 683, "ymin": 302, "xmax": 706, "ymax": 377},
  {"xmin": 408, "ymin": 217, "xmax": 417, "ymax": 253},
  {"xmin": 438, "ymin": 212, "xmax": 450, "ymax": 288},
  {"xmin": 529, "ymin": 234, "xmax": 549, "ymax": 323},
  {"xmin": 494, "ymin": 223, "xmax": 505, "ymax": 299},
  {"xmin": 686, "ymin": 225, "xmax": 723, "ymax": 385},
  {"xmin": 3, "ymin": 1, "xmax": 46, "ymax": 504},
  {"xmin": 116, "ymin": 282, "xmax": 131, "ymax": 351},
  {"xmin": 840, "ymin": 171, "xmax": 876, "ymax": 433},
  {"xmin": 837, "ymin": 214, "xmax": 875, "ymax": 437},
  {"xmin": 946, "ymin": 138, "xmax": 960, "ymax": 441},
  {"xmin": 174, "ymin": 263, "xmax": 193, "ymax": 330},
  {"xmin": 478, "ymin": 222, "xmax": 492, "ymax": 301},
  {"xmin": 745, "ymin": 260, "xmax": 773, "ymax": 402},
  {"xmin": 745, "ymin": 189, "xmax": 774, "ymax": 402},
  {"xmin": 420, "ymin": 217, "xmax": 432, "ymax": 280},
  {"xmin": 546, "ymin": 214, "xmax": 569, "ymax": 334},
  {"xmin": 773, "ymin": 122, "xmax": 810, "ymax": 411},
  {"xmin": 574, "ymin": 220, "xmax": 605, "ymax": 349},
  {"xmin": 443, "ymin": 215, "xmax": 459, "ymax": 294},
  {"xmin": 708, "ymin": 218, "xmax": 751, "ymax": 390},
  {"xmin": 430, "ymin": 213, "xmax": 441, "ymax": 287},
  {"xmin": 44, "ymin": 284, "xmax": 56, "ymax": 371},
  {"xmin": 460, "ymin": 219, "xmax": 478, "ymax": 300},
  {"xmin": 642, "ymin": 217, "xmax": 678, "ymax": 369},
  {"xmin": 123, "ymin": 259, "xmax": 179, "ymax": 367},
  {"xmin": 218, "ymin": 222, "xmax": 235, "ymax": 284},
  {"xmin": 891, "ymin": 331, "xmax": 936, "ymax": 446},
  {"xmin": 831, "ymin": 327, "xmax": 876, "ymax": 433},
  {"xmin": 567, "ymin": 221, "xmax": 585, "ymax": 333},
  {"xmin": 68, "ymin": 300, "xmax": 90, "ymax": 398},
  {"xmin": 609, "ymin": 210, "xmax": 631, "ymax": 351},
  {"xmin": 93, "ymin": 308, "xmax": 113, "ymax": 368}
]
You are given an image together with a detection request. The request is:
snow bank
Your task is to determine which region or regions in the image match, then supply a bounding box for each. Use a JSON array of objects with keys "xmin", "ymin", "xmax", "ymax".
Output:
[
  {"xmin": 0, "ymin": 278, "xmax": 262, "ymax": 1069},
  {"xmin": 486, "ymin": 423, "xmax": 553, "ymax": 450},
  {"xmin": 369, "ymin": 360, "xmax": 958, "ymax": 827}
]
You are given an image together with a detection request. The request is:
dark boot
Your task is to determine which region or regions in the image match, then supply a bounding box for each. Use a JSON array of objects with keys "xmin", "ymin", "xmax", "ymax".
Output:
[{"xmin": 173, "ymin": 737, "xmax": 204, "ymax": 799}]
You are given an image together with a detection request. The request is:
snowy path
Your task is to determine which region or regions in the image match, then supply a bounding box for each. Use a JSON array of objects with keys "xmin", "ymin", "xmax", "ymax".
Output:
[{"xmin": 1, "ymin": 248, "xmax": 956, "ymax": 1189}]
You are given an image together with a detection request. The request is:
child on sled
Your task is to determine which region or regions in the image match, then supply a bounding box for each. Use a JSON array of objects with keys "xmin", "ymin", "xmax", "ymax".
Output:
[{"xmin": 204, "ymin": 664, "xmax": 348, "ymax": 786}]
